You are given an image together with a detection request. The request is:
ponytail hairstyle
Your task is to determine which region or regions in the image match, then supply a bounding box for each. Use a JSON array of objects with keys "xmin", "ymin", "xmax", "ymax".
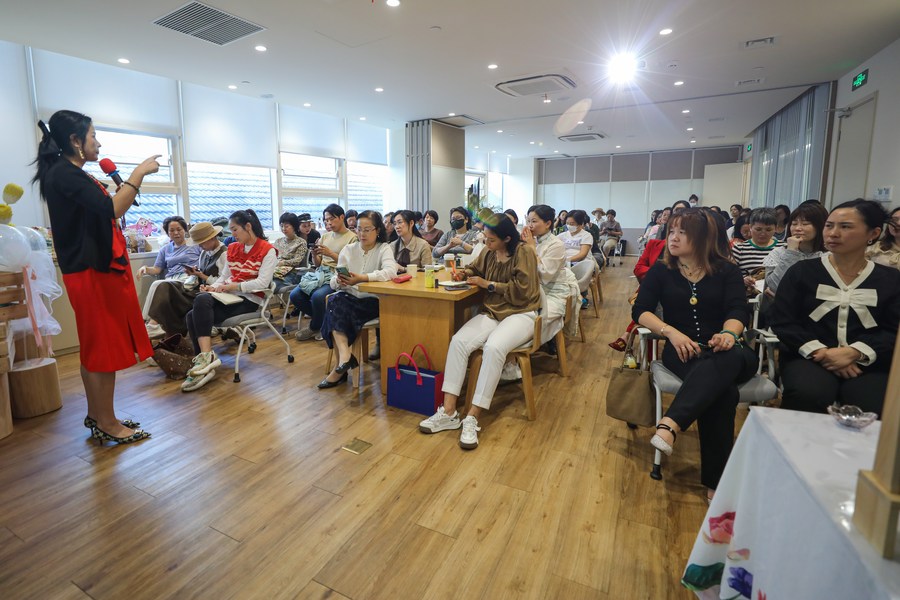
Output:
[
  {"xmin": 230, "ymin": 209, "xmax": 267, "ymax": 240},
  {"xmin": 32, "ymin": 110, "xmax": 93, "ymax": 200}
]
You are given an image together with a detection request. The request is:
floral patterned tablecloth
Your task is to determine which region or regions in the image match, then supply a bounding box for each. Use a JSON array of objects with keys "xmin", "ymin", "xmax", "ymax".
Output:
[{"xmin": 682, "ymin": 407, "xmax": 900, "ymax": 600}]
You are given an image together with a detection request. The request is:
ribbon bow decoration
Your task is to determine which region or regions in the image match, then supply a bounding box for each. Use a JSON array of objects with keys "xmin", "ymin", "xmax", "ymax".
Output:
[{"xmin": 810, "ymin": 284, "xmax": 878, "ymax": 329}]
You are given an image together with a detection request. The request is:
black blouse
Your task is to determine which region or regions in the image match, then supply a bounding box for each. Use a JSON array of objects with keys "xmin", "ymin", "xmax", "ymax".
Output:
[
  {"xmin": 45, "ymin": 159, "xmax": 116, "ymax": 274},
  {"xmin": 632, "ymin": 261, "xmax": 750, "ymax": 343},
  {"xmin": 770, "ymin": 256, "xmax": 900, "ymax": 371}
]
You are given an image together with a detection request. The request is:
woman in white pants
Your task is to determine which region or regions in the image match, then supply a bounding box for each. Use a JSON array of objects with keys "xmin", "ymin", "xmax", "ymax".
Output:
[{"xmin": 418, "ymin": 213, "xmax": 541, "ymax": 449}]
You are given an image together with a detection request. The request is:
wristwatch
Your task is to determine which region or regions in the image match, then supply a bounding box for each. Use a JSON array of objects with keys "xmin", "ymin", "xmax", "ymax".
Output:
[{"xmin": 487, "ymin": 282, "xmax": 496, "ymax": 292}]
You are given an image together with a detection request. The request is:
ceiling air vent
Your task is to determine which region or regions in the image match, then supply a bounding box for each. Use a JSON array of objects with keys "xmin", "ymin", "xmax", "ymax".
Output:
[
  {"xmin": 496, "ymin": 74, "xmax": 577, "ymax": 97},
  {"xmin": 559, "ymin": 133, "xmax": 606, "ymax": 142},
  {"xmin": 743, "ymin": 36, "xmax": 776, "ymax": 50},
  {"xmin": 735, "ymin": 77, "xmax": 765, "ymax": 87},
  {"xmin": 433, "ymin": 114, "xmax": 484, "ymax": 128},
  {"xmin": 154, "ymin": 2, "xmax": 265, "ymax": 46}
]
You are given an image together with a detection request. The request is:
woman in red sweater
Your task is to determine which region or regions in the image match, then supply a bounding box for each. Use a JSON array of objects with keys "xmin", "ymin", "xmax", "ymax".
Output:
[{"xmin": 608, "ymin": 237, "xmax": 667, "ymax": 351}]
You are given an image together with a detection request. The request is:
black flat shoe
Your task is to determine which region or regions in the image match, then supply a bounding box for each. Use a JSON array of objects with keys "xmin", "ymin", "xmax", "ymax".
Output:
[
  {"xmin": 334, "ymin": 355, "xmax": 360, "ymax": 375},
  {"xmin": 317, "ymin": 372, "xmax": 349, "ymax": 389},
  {"xmin": 84, "ymin": 416, "xmax": 140, "ymax": 429}
]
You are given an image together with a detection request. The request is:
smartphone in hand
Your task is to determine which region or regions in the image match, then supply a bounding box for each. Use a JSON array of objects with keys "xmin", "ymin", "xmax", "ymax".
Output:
[{"xmin": 336, "ymin": 266, "xmax": 351, "ymax": 278}]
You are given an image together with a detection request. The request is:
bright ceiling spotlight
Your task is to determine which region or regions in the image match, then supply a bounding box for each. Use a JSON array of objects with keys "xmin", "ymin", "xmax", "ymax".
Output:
[
  {"xmin": 386, "ymin": 0, "xmax": 400, "ymax": 7},
  {"xmin": 674, "ymin": 80, "xmax": 685, "ymax": 86},
  {"xmin": 608, "ymin": 52, "xmax": 638, "ymax": 84}
]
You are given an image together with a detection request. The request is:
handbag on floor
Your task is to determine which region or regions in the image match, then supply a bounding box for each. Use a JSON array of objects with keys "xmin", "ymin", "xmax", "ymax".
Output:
[
  {"xmin": 387, "ymin": 344, "xmax": 444, "ymax": 416},
  {"xmin": 606, "ymin": 330, "xmax": 655, "ymax": 427},
  {"xmin": 152, "ymin": 334, "xmax": 195, "ymax": 380}
]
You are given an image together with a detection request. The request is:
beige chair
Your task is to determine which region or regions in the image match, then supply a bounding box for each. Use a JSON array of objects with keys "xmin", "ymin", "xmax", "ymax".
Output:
[{"xmin": 588, "ymin": 271, "xmax": 602, "ymax": 317}]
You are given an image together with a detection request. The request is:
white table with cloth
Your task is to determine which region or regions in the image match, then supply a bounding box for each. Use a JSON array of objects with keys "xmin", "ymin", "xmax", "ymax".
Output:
[{"xmin": 682, "ymin": 406, "xmax": 900, "ymax": 600}]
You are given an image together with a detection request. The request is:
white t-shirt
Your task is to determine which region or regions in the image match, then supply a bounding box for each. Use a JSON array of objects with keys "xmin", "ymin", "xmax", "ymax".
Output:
[{"xmin": 557, "ymin": 229, "xmax": 594, "ymax": 259}]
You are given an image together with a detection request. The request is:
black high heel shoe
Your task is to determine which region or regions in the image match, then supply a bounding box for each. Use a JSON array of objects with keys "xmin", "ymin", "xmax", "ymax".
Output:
[
  {"xmin": 84, "ymin": 416, "xmax": 140, "ymax": 430},
  {"xmin": 334, "ymin": 355, "xmax": 359, "ymax": 375},
  {"xmin": 317, "ymin": 371, "xmax": 349, "ymax": 389},
  {"xmin": 90, "ymin": 425, "xmax": 151, "ymax": 445}
]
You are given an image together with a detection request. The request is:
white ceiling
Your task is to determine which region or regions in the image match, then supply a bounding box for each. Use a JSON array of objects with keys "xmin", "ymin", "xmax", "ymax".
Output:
[{"xmin": 2, "ymin": 0, "xmax": 899, "ymax": 160}]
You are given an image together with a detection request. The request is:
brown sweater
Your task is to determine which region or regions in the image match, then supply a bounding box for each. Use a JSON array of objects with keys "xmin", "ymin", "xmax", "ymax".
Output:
[{"xmin": 466, "ymin": 243, "xmax": 541, "ymax": 321}]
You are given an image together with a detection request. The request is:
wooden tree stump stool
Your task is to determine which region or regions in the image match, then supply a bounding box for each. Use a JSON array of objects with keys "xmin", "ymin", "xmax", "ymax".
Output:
[{"xmin": 9, "ymin": 358, "xmax": 62, "ymax": 418}]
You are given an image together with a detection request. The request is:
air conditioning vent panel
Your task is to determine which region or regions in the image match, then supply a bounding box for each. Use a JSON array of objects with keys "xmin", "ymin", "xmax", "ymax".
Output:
[
  {"xmin": 496, "ymin": 74, "xmax": 577, "ymax": 97},
  {"xmin": 154, "ymin": 2, "xmax": 265, "ymax": 46},
  {"xmin": 433, "ymin": 114, "xmax": 484, "ymax": 128},
  {"xmin": 559, "ymin": 133, "xmax": 606, "ymax": 142}
]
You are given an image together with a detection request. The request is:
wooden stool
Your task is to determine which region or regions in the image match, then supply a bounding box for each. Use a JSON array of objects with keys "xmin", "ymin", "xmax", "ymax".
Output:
[{"xmin": 9, "ymin": 357, "xmax": 63, "ymax": 418}]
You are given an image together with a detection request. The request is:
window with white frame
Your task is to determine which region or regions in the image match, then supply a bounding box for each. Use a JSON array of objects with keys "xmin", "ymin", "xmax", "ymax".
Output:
[
  {"xmin": 84, "ymin": 129, "xmax": 178, "ymax": 229},
  {"xmin": 281, "ymin": 153, "xmax": 342, "ymax": 193},
  {"xmin": 186, "ymin": 162, "xmax": 275, "ymax": 228},
  {"xmin": 347, "ymin": 161, "xmax": 388, "ymax": 214}
]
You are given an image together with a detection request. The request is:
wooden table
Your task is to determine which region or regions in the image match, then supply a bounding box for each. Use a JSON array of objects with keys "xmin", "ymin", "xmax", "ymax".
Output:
[{"xmin": 359, "ymin": 271, "xmax": 483, "ymax": 394}]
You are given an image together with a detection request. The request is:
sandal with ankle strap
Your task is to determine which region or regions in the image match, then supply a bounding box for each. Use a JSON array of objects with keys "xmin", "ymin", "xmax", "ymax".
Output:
[
  {"xmin": 608, "ymin": 337, "xmax": 627, "ymax": 352},
  {"xmin": 651, "ymin": 423, "xmax": 677, "ymax": 456}
]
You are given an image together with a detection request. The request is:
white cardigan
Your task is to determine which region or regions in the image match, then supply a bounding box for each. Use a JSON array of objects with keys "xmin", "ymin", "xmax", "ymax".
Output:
[{"xmin": 330, "ymin": 242, "xmax": 398, "ymax": 299}]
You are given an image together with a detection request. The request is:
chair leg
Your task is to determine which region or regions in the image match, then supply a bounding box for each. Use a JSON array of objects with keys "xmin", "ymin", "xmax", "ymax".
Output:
[
  {"xmin": 233, "ymin": 325, "xmax": 248, "ymax": 383},
  {"xmin": 555, "ymin": 330, "xmax": 568, "ymax": 377},
  {"xmin": 351, "ymin": 335, "xmax": 363, "ymax": 388},
  {"xmin": 579, "ymin": 323, "xmax": 586, "ymax": 343},
  {"xmin": 361, "ymin": 328, "xmax": 369, "ymax": 364},
  {"xmin": 650, "ymin": 386, "xmax": 663, "ymax": 481},
  {"xmin": 591, "ymin": 280, "xmax": 601, "ymax": 317},
  {"xmin": 325, "ymin": 348, "xmax": 334, "ymax": 374},
  {"xmin": 517, "ymin": 354, "xmax": 536, "ymax": 421},
  {"xmin": 464, "ymin": 352, "xmax": 483, "ymax": 416}
]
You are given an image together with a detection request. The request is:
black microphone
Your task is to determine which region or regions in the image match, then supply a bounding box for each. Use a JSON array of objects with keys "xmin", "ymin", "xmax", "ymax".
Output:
[{"xmin": 99, "ymin": 158, "xmax": 139, "ymax": 206}]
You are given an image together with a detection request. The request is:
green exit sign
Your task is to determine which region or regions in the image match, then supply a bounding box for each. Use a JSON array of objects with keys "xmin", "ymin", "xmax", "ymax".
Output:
[{"xmin": 852, "ymin": 69, "xmax": 869, "ymax": 92}]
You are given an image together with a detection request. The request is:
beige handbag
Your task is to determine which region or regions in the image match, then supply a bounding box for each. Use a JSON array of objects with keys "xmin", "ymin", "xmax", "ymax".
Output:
[{"xmin": 606, "ymin": 330, "xmax": 655, "ymax": 427}]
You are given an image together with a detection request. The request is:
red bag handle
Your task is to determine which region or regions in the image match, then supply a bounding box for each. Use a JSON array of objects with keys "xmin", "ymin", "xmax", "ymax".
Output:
[
  {"xmin": 407, "ymin": 343, "xmax": 434, "ymax": 370},
  {"xmin": 394, "ymin": 352, "xmax": 423, "ymax": 386}
]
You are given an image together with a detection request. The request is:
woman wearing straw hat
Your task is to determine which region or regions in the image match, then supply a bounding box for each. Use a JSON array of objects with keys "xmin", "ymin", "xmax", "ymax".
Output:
[{"xmin": 146, "ymin": 222, "xmax": 228, "ymax": 336}]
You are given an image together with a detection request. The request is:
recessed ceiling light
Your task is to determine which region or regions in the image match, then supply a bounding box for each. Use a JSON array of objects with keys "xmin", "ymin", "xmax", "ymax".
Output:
[
  {"xmin": 507, "ymin": 154, "xmax": 512, "ymax": 157},
  {"xmin": 448, "ymin": 112, "xmax": 456, "ymax": 116},
  {"xmin": 497, "ymin": 129, "xmax": 503, "ymax": 133},
  {"xmin": 359, "ymin": 117, "xmax": 366, "ymax": 121},
  {"xmin": 686, "ymin": 127, "xmax": 694, "ymax": 131},
  {"xmin": 227, "ymin": 85, "xmax": 237, "ymax": 90},
  {"xmin": 529, "ymin": 141, "xmax": 535, "ymax": 145},
  {"xmin": 674, "ymin": 80, "xmax": 684, "ymax": 86},
  {"xmin": 690, "ymin": 140, "xmax": 696, "ymax": 144},
  {"xmin": 254, "ymin": 45, "xmax": 267, "ymax": 52},
  {"xmin": 303, "ymin": 103, "xmax": 311, "ymax": 108},
  {"xmin": 117, "ymin": 58, "xmax": 130, "ymax": 64},
  {"xmin": 474, "ymin": 145, "xmax": 479, "ymax": 149},
  {"xmin": 375, "ymin": 87, "xmax": 384, "ymax": 92},
  {"xmin": 615, "ymin": 145, "xmax": 621, "ymax": 149},
  {"xmin": 577, "ymin": 121, "xmax": 584, "ymax": 125},
  {"xmin": 608, "ymin": 52, "xmax": 638, "ymax": 84},
  {"xmin": 682, "ymin": 109, "xmax": 690, "ymax": 114},
  {"xmin": 492, "ymin": 150, "xmax": 497, "ymax": 153},
  {"xmin": 553, "ymin": 150, "xmax": 559, "ymax": 153},
  {"xmin": 543, "ymin": 94, "xmax": 551, "ymax": 104},
  {"xmin": 659, "ymin": 28, "xmax": 673, "ymax": 35},
  {"xmin": 386, "ymin": 0, "xmax": 400, "ymax": 6},
  {"xmin": 488, "ymin": 64, "xmax": 498, "ymax": 69}
]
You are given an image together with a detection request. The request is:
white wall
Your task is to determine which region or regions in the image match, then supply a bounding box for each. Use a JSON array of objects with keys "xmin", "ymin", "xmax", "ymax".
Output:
[
  {"xmin": 431, "ymin": 165, "xmax": 464, "ymax": 222},
  {"xmin": 828, "ymin": 36, "xmax": 900, "ymax": 209},
  {"xmin": 387, "ymin": 127, "xmax": 406, "ymax": 210},
  {"xmin": 504, "ymin": 158, "xmax": 536, "ymax": 217},
  {"xmin": 1, "ymin": 42, "xmax": 42, "ymax": 227}
]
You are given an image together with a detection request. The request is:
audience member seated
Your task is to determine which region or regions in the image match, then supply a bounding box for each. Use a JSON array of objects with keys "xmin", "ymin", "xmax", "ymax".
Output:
[
  {"xmin": 866, "ymin": 206, "xmax": 900, "ymax": 270},
  {"xmin": 138, "ymin": 215, "xmax": 201, "ymax": 338},
  {"xmin": 553, "ymin": 210, "xmax": 569, "ymax": 235},
  {"xmin": 146, "ymin": 221, "xmax": 227, "ymax": 337},
  {"xmin": 181, "ymin": 209, "xmax": 276, "ymax": 392},
  {"xmin": 725, "ymin": 204, "xmax": 741, "ymax": 229},
  {"xmin": 633, "ymin": 208, "xmax": 757, "ymax": 501},
  {"xmin": 420, "ymin": 209, "xmax": 444, "ymax": 247},
  {"xmin": 503, "ymin": 208, "xmax": 522, "ymax": 232},
  {"xmin": 729, "ymin": 214, "xmax": 750, "ymax": 246},
  {"xmin": 770, "ymin": 199, "xmax": 900, "ymax": 416},
  {"xmin": 598, "ymin": 209, "xmax": 623, "ymax": 264},
  {"xmin": 418, "ymin": 213, "xmax": 541, "ymax": 449},
  {"xmin": 637, "ymin": 209, "xmax": 661, "ymax": 248},
  {"xmin": 391, "ymin": 210, "xmax": 432, "ymax": 271},
  {"xmin": 433, "ymin": 206, "xmax": 480, "ymax": 258},
  {"xmin": 272, "ymin": 212, "xmax": 308, "ymax": 291},
  {"xmin": 731, "ymin": 207, "xmax": 784, "ymax": 296},
  {"xmin": 297, "ymin": 213, "xmax": 321, "ymax": 255},
  {"xmin": 345, "ymin": 209, "xmax": 358, "ymax": 230},
  {"xmin": 317, "ymin": 211, "xmax": 398, "ymax": 389},
  {"xmin": 383, "ymin": 211, "xmax": 398, "ymax": 243},
  {"xmin": 763, "ymin": 201, "xmax": 828, "ymax": 295},
  {"xmin": 290, "ymin": 204, "xmax": 358, "ymax": 341},
  {"xmin": 556, "ymin": 209, "xmax": 597, "ymax": 309},
  {"xmin": 773, "ymin": 204, "xmax": 791, "ymax": 242},
  {"xmin": 591, "ymin": 208, "xmax": 606, "ymax": 229},
  {"xmin": 608, "ymin": 230, "xmax": 667, "ymax": 351},
  {"xmin": 657, "ymin": 201, "xmax": 691, "ymax": 238}
]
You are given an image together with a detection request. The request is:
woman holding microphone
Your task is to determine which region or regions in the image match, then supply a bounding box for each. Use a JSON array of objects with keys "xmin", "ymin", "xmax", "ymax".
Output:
[{"xmin": 32, "ymin": 110, "xmax": 160, "ymax": 445}]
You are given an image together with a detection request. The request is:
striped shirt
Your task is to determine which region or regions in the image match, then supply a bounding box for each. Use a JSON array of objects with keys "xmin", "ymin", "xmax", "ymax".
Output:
[{"xmin": 731, "ymin": 239, "xmax": 785, "ymax": 276}]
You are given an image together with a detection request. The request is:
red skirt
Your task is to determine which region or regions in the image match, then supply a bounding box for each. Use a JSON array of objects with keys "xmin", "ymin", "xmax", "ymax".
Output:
[{"xmin": 63, "ymin": 266, "xmax": 153, "ymax": 372}]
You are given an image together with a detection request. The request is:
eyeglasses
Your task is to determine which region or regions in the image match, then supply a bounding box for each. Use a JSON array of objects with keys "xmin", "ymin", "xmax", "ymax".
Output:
[
  {"xmin": 888, "ymin": 220, "xmax": 900, "ymax": 229},
  {"xmin": 323, "ymin": 216, "xmax": 337, "ymax": 223},
  {"xmin": 355, "ymin": 227, "xmax": 376, "ymax": 234}
]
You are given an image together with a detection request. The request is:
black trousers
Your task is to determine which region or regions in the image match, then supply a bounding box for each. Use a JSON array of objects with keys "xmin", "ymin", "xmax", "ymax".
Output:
[
  {"xmin": 780, "ymin": 358, "xmax": 888, "ymax": 415},
  {"xmin": 185, "ymin": 293, "xmax": 259, "ymax": 355},
  {"xmin": 663, "ymin": 344, "xmax": 758, "ymax": 490}
]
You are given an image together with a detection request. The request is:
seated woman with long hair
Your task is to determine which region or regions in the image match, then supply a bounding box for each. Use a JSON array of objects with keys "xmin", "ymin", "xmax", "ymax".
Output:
[
  {"xmin": 418, "ymin": 213, "xmax": 541, "ymax": 450},
  {"xmin": 390, "ymin": 210, "xmax": 433, "ymax": 271},
  {"xmin": 633, "ymin": 208, "xmax": 757, "ymax": 501},
  {"xmin": 771, "ymin": 199, "xmax": 900, "ymax": 415},
  {"xmin": 763, "ymin": 201, "xmax": 828, "ymax": 295},
  {"xmin": 181, "ymin": 209, "xmax": 276, "ymax": 392},
  {"xmin": 317, "ymin": 211, "xmax": 398, "ymax": 389},
  {"xmin": 866, "ymin": 206, "xmax": 900, "ymax": 270}
]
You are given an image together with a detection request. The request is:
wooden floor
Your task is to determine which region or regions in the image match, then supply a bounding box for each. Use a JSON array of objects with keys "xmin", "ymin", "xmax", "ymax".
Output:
[{"xmin": 0, "ymin": 258, "xmax": 740, "ymax": 600}]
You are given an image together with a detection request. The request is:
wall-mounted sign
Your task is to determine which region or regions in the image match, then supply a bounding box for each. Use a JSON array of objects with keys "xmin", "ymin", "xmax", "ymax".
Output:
[{"xmin": 852, "ymin": 69, "xmax": 869, "ymax": 92}]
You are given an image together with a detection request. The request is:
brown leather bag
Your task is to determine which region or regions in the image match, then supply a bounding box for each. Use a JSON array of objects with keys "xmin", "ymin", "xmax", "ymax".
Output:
[
  {"xmin": 152, "ymin": 334, "xmax": 195, "ymax": 380},
  {"xmin": 605, "ymin": 330, "xmax": 655, "ymax": 427}
]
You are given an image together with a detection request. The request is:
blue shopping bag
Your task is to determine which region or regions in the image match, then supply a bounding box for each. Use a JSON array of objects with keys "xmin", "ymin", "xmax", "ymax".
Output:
[{"xmin": 387, "ymin": 344, "xmax": 444, "ymax": 416}]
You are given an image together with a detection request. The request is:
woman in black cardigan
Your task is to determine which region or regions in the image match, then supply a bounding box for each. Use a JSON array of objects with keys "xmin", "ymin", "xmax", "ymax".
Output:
[
  {"xmin": 632, "ymin": 208, "xmax": 757, "ymax": 499},
  {"xmin": 771, "ymin": 199, "xmax": 900, "ymax": 415}
]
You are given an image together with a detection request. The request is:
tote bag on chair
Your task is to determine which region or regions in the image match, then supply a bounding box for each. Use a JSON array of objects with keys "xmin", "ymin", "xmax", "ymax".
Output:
[{"xmin": 387, "ymin": 344, "xmax": 444, "ymax": 416}]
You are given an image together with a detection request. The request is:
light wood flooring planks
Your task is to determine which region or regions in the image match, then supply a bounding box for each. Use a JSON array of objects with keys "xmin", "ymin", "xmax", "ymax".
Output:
[{"xmin": 0, "ymin": 258, "xmax": 744, "ymax": 599}]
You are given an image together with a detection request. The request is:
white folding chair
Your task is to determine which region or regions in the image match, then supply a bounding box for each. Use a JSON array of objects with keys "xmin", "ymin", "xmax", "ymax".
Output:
[{"xmin": 216, "ymin": 283, "xmax": 294, "ymax": 382}]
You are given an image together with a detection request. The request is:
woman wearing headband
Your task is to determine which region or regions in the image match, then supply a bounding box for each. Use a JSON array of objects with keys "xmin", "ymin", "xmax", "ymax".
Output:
[{"xmin": 32, "ymin": 110, "xmax": 160, "ymax": 445}]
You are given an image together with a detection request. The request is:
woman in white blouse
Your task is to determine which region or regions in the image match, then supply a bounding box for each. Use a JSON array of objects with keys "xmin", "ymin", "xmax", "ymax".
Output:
[
  {"xmin": 317, "ymin": 211, "xmax": 398, "ymax": 389},
  {"xmin": 555, "ymin": 209, "xmax": 597, "ymax": 307}
]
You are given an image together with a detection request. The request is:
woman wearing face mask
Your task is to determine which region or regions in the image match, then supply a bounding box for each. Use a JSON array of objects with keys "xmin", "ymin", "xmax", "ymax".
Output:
[
  {"xmin": 391, "ymin": 210, "xmax": 432, "ymax": 271},
  {"xmin": 556, "ymin": 209, "xmax": 597, "ymax": 309},
  {"xmin": 420, "ymin": 209, "xmax": 444, "ymax": 247},
  {"xmin": 418, "ymin": 213, "xmax": 541, "ymax": 449},
  {"xmin": 763, "ymin": 202, "xmax": 828, "ymax": 295},
  {"xmin": 433, "ymin": 206, "xmax": 480, "ymax": 258},
  {"xmin": 771, "ymin": 199, "xmax": 900, "ymax": 416}
]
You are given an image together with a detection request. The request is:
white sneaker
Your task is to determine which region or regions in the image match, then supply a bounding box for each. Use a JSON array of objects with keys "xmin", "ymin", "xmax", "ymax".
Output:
[
  {"xmin": 187, "ymin": 351, "xmax": 221, "ymax": 377},
  {"xmin": 145, "ymin": 323, "xmax": 165, "ymax": 339},
  {"xmin": 499, "ymin": 361, "xmax": 522, "ymax": 383},
  {"xmin": 418, "ymin": 406, "xmax": 461, "ymax": 434},
  {"xmin": 182, "ymin": 369, "xmax": 216, "ymax": 392},
  {"xmin": 459, "ymin": 415, "xmax": 481, "ymax": 450}
]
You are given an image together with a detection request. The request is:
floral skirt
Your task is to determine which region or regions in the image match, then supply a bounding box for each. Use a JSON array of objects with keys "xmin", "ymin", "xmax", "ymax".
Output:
[{"xmin": 320, "ymin": 292, "xmax": 379, "ymax": 349}]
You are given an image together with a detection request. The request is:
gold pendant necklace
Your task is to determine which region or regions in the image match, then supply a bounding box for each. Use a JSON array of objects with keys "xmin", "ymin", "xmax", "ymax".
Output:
[{"xmin": 689, "ymin": 282, "xmax": 698, "ymax": 305}]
